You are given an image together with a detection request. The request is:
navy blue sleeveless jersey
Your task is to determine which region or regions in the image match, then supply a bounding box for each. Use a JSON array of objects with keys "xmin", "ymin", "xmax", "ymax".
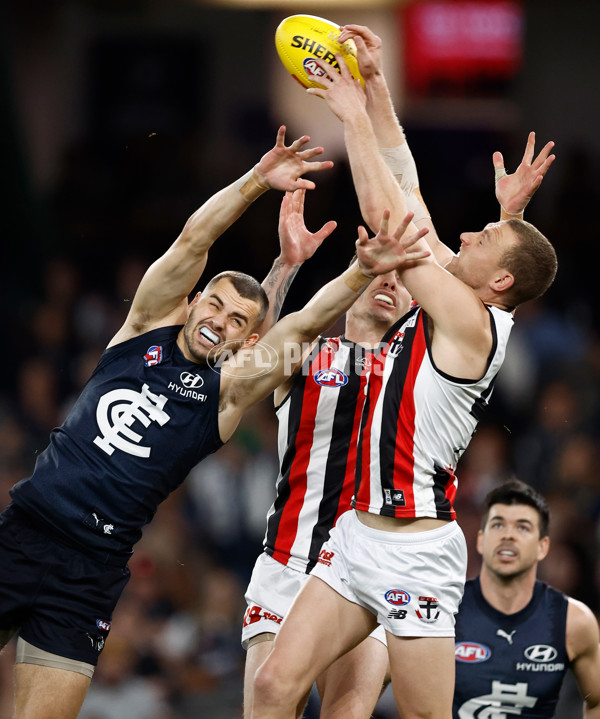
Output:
[
  {"xmin": 10, "ymin": 326, "xmax": 223, "ymax": 562},
  {"xmin": 453, "ymin": 577, "xmax": 569, "ymax": 718}
]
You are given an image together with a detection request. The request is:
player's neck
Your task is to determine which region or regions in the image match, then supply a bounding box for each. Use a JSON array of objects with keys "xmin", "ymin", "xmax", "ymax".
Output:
[
  {"xmin": 344, "ymin": 316, "xmax": 389, "ymax": 349},
  {"xmin": 479, "ymin": 564, "xmax": 537, "ymax": 615}
]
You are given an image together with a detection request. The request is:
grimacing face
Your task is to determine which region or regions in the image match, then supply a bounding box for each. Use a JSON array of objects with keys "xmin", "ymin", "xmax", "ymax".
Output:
[
  {"xmin": 180, "ymin": 278, "xmax": 262, "ymax": 363},
  {"xmin": 477, "ymin": 503, "xmax": 549, "ymax": 580},
  {"xmin": 349, "ymin": 269, "xmax": 411, "ymax": 327}
]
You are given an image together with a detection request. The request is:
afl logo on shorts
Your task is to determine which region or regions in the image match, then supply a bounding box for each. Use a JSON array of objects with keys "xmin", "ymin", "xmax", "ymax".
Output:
[
  {"xmin": 314, "ymin": 368, "xmax": 348, "ymax": 387},
  {"xmin": 385, "ymin": 589, "xmax": 411, "ymax": 606},
  {"xmin": 455, "ymin": 642, "xmax": 491, "ymax": 663}
]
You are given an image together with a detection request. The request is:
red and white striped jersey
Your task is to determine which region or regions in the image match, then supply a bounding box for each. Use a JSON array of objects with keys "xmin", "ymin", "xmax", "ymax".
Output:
[
  {"xmin": 264, "ymin": 337, "xmax": 370, "ymax": 573},
  {"xmin": 354, "ymin": 304, "xmax": 513, "ymax": 520}
]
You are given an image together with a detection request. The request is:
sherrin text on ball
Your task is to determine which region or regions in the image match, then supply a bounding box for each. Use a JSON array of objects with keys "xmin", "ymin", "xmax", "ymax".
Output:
[{"xmin": 275, "ymin": 14, "xmax": 364, "ymax": 90}]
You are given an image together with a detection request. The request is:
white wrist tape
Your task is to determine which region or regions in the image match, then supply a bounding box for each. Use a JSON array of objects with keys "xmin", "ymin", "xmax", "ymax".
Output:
[{"xmin": 379, "ymin": 143, "xmax": 420, "ymax": 196}]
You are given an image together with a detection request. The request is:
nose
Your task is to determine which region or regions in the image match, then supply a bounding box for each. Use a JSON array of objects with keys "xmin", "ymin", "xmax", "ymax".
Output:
[
  {"xmin": 379, "ymin": 272, "xmax": 397, "ymax": 289},
  {"xmin": 210, "ymin": 311, "xmax": 226, "ymax": 331}
]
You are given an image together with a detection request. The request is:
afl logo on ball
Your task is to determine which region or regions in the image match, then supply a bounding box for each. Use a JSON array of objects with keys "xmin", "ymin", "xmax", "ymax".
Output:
[{"xmin": 314, "ymin": 368, "xmax": 348, "ymax": 387}]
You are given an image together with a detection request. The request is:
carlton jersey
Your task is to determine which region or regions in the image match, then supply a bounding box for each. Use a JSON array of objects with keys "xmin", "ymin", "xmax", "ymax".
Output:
[
  {"xmin": 354, "ymin": 304, "xmax": 513, "ymax": 519},
  {"xmin": 10, "ymin": 326, "xmax": 223, "ymax": 562},
  {"xmin": 264, "ymin": 337, "xmax": 370, "ymax": 574},
  {"xmin": 453, "ymin": 577, "xmax": 569, "ymax": 718}
]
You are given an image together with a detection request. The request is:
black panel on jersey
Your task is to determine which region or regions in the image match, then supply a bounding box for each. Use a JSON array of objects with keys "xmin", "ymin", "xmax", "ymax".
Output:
[{"xmin": 306, "ymin": 342, "xmax": 366, "ymax": 572}]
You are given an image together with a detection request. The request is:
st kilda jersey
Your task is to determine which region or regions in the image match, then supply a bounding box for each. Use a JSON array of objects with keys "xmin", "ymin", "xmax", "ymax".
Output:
[
  {"xmin": 453, "ymin": 577, "xmax": 569, "ymax": 718},
  {"xmin": 264, "ymin": 336, "xmax": 371, "ymax": 573},
  {"xmin": 10, "ymin": 326, "xmax": 223, "ymax": 562},
  {"xmin": 354, "ymin": 304, "xmax": 513, "ymax": 519}
]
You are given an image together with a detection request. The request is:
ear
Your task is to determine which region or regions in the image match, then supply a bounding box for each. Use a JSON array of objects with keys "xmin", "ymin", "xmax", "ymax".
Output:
[
  {"xmin": 476, "ymin": 529, "xmax": 484, "ymax": 556},
  {"xmin": 187, "ymin": 292, "xmax": 202, "ymax": 315},
  {"xmin": 537, "ymin": 535, "xmax": 550, "ymax": 562},
  {"xmin": 241, "ymin": 333, "xmax": 260, "ymax": 349},
  {"xmin": 490, "ymin": 271, "xmax": 514, "ymax": 294}
]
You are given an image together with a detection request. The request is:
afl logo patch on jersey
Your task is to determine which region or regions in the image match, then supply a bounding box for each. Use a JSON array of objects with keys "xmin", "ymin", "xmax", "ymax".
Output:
[
  {"xmin": 385, "ymin": 589, "xmax": 411, "ymax": 606},
  {"xmin": 314, "ymin": 368, "xmax": 348, "ymax": 387},
  {"xmin": 144, "ymin": 345, "xmax": 163, "ymax": 367},
  {"xmin": 455, "ymin": 642, "xmax": 491, "ymax": 663}
]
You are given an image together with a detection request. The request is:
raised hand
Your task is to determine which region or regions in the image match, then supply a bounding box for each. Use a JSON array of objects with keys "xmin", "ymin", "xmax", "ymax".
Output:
[
  {"xmin": 356, "ymin": 210, "xmax": 430, "ymax": 277},
  {"xmin": 338, "ymin": 24, "xmax": 383, "ymax": 81},
  {"xmin": 494, "ymin": 132, "xmax": 555, "ymax": 215},
  {"xmin": 278, "ymin": 189, "xmax": 337, "ymax": 265},
  {"xmin": 306, "ymin": 54, "xmax": 367, "ymax": 121},
  {"xmin": 255, "ymin": 126, "xmax": 334, "ymax": 192}
]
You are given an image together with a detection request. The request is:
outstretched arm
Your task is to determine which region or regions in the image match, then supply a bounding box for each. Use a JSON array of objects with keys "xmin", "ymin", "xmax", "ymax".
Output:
[
  {"xmin": 494, "ymin": 131, "xmax": 556, "ymax": 220},
  {"xmin": 338, "ymin": 24, "xmax": 454, "ymax": 268},
  {"xmin": 258, "ymin": 189, "xmax": 337, "ymax": 334},
  {"xmin": 109, "ymin": 126, "xmax": 333, "ymax": 347},
  {"xmin": 217, "ymin": 212, "xmax": 430, "ymax": 441}
]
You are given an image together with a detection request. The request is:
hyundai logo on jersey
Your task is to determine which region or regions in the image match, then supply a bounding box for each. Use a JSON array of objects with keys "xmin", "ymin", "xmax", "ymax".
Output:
[
  {"xmin": 144, "ymin": 345, "xmax": 163, "ymax": 367},
  {"xmin": 314, "ymin": 368, "xmax": 348, "ymax": 387},
  {"xmin": 524, "ymin": 644, "xmax": 558, "ymax": 662},
  {"xmin": 455, "ymin": 642, "xmax": 492, "ymax": 663},
  {"xmin": 385, "ymin": 589, "xmax": 411, "ymax": 606}
]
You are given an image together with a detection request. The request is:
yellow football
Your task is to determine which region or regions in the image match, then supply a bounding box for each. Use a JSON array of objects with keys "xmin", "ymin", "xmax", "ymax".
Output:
[{"xmin": 275, "ymin": 14, "xmax": 364, "ymax": 90}]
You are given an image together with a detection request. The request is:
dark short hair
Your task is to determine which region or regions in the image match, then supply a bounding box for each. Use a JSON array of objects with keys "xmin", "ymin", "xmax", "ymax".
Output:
[
  {"xmin": 481, "ymin": 478, "xmax": 550, "ymax": 538},
  {"xmin": 204, "ymin": 271, "xmax": 269, "ymax": 330},
  {"xmin": 500, "ymin": 220, "xmax": 558, "ymax": 307}
]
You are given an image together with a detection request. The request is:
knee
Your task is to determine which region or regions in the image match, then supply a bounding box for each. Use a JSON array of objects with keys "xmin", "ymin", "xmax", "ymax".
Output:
[{"xmin": 253, "ymin": 657, "xmax": 305, "ymax": 712}]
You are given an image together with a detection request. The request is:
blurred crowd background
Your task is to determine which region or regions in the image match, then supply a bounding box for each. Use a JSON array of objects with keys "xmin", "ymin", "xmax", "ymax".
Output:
[{"xmin": 1, "ymin": 0, "xmax": 599, "ymax": 717}]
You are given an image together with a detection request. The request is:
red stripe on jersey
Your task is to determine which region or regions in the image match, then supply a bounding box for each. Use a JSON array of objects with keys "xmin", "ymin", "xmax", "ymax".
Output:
[
  {"xmin": 391, "ymin": 318, "xmax": 427, "ymax": 516},
  {"xmin": 270, "ymin": 347, "xmax": 328, "ymax": 565}
]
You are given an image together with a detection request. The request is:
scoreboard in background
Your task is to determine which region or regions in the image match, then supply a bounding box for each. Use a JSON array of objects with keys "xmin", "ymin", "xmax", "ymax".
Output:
[{"xmin": 402, "ymin": 0, "xmax": 524, "ymax": 96}]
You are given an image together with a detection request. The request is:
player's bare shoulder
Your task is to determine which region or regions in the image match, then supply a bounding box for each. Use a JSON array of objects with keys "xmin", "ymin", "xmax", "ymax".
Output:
[{"xmin": 566, "ymin": 596, "xmax": 600, "ymax": 660}]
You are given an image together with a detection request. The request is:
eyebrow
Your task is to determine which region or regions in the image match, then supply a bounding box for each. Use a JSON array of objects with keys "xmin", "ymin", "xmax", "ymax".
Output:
[
  {"xmin": 208, "ymin": 293, "xmax": 249, "ymax": 324},
  {"xmin": 490, "ymin": 515, "xmax": 535, "ymax": 528}
]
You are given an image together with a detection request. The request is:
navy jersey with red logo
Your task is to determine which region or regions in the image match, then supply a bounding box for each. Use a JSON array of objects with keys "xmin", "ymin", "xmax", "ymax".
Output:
[
  {"xmin": 10, "ymin": 326, "xmax": 223, "ymax": 562},
  {"xmin": 354, "ymin": 304, "xmax": 513, "ymax": 520},
  {"xmin": 264, "ymin": 337, "xmax": 370, "ymax": 573},
  {"xmin": 453, "ymin": 577, "xmax": 569, "ymax": 718}
]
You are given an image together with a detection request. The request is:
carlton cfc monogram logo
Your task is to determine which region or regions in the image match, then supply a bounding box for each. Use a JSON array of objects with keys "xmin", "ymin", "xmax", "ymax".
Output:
[{"xmin": 93, "ymin": 384, "xmax": 171, "ymax": 457}]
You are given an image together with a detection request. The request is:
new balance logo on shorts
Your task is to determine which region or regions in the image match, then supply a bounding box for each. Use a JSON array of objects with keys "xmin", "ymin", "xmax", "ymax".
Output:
[
  {"xmin": 387, "ymin": 608, "xmax": 408, "ymax": 620},
  {"xmin": 317, "ymin": 549, "xmax": 334, "ymax": 567},
  {"xmin": 243, "ymin": 605, "xmax": 283, "ymax": 628}
]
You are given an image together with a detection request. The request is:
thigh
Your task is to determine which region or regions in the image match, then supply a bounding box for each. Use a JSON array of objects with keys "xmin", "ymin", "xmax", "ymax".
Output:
[
  {"xmin": 387, "ymin": 634, "xmax": 455, "ymax": 718},
  {"xmin": 318, "ymin": 635, "xmax": 389, "ymax": 719},
  {"xmin": 15, "ymin": 662, "xmax": 91, "ymax": 719},
  {"xmin": 265, "ymin": 576, "xmax": 377, "ymax": 689}
]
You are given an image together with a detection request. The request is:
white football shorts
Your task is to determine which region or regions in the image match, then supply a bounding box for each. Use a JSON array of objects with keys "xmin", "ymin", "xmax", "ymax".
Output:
[
  {"xmin": 310, "ymin": 510, "xmax": 467, "ymax": 638},
  {"xmin": 242, "ymin": 551, "xmax": 386, "ymax": 649}
]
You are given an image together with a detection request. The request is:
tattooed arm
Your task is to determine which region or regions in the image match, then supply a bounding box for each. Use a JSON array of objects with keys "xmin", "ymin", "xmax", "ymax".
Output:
[{"xmin": 258, "ymin": 189, "xmax": 337, "ymax": 334}]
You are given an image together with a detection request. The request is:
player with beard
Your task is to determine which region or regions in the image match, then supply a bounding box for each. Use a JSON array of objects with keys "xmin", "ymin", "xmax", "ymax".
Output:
[{"xmin": 0, "ymin": 123, "xmax": 431, "ymax": 719}]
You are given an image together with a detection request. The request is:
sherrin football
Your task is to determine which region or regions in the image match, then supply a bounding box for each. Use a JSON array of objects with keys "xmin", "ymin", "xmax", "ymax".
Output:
[{"xmin": 275, "ymin": 14, "xmax": 364, "ymax": 90}]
